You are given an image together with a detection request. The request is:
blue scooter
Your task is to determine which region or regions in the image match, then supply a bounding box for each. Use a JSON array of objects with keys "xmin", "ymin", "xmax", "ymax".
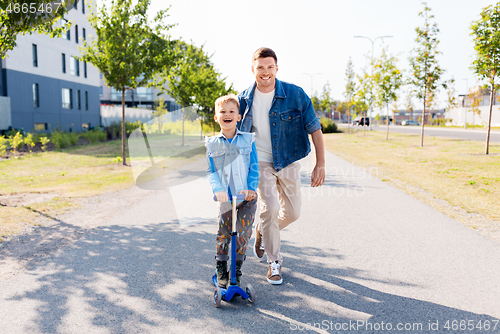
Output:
[{"xmin": 212, "ymin": 194, "xmax": 255, "ymax": 307}]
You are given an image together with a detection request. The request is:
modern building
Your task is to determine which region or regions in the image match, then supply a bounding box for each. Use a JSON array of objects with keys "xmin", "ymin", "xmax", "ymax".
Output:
[
  {"xmin": 99, "ymin": 75, "xmax": 180, "ymax": 111},
  {"xmin": 0, "ymin": 1, "xmax": 100, "ymax": 132}
]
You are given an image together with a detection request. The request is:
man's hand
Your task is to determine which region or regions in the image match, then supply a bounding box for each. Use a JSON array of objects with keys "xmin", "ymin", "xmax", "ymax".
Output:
[
  {"xmin": 215, "ymin": 191, "xmax": 228, "ymax": 203},
  {"xmin": 310, "ymin": 129, "xmax": 326, "ymax": 187},
  {"xmin": 311, "ymin": 163, "xmax": 325, "ymax": 187},
  {"xmin": 240, "ymin": 189, "xmax": 257, "ymax": 201}
]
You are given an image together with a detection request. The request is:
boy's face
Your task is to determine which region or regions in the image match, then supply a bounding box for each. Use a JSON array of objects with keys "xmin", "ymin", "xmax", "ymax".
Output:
[
  {"xmin": 214, "ymin": 101, "xmax": 241, "ymax": 132},
  {"xmin": 251, "ymin": 57, "xmax": 278, "ymax": 92}
]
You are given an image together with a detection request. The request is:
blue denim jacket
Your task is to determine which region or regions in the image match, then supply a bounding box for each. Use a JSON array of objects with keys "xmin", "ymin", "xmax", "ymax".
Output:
[
  {"xmin": 205, "ymin": 129, "xmax": 259, "ymax": 196},
  {"xmin": 238, "ymin": 79, "xmax": 321, "ymax": 171}
]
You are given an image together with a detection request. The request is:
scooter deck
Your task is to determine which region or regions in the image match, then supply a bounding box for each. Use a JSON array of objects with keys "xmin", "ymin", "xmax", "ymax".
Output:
[{"xmin": 212, "ymin": 274, "xmax": 249, "ymax": 301}]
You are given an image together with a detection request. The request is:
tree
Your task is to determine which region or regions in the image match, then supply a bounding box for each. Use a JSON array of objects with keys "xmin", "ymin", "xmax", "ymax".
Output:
[
  {"xmin": 445, "ymin": 77, "xmax": 458, "ymax": 125},
  {"xmin": 373, "ymin": 46, "xmax": 403, "ymax": 140},
  {"xmin": 78, "ymin": 0, "xmax": 176, "ymax": 165},
  {"xmin": 357, "ymin": 61, "xmax": 375, "ymax": 135},
  {"xmin": 165, "ymin": 41, "xmax": 234, "ymax": 143},
  {"xmin": 404, "ymin": 89, "xmax": 415, "ymax": 123},
  {"xmin": 0, "ymin": 0, "xmax": 71, "ymax": 59},
  {"xmin": 310, "ymin": 93, "xmax": 320, "ymax": 113},
  {"xmin": 319, "ymin": 82, "xmax": 333, "ymax": 117},
  {"xmin": 470, "ymin": 3, "xmax": 500, "ymax": 154},
  {"xmin": 343, "ymin": 57, "xmax": 356, "ymax": 133},
  {"xmin": 408, "ymin": 2, "xmax": 446, "ymax": 147},
  {"xmin": 468, "ymin": 86, "xmax": 483, "ymax": 130}
]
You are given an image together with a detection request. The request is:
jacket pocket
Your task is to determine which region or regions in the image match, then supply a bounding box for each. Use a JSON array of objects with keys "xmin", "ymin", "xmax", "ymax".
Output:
[
  {"xmin": 280, "ymin": 110, "xmax": 302, "ymax": 130},
  {"xmin": 209, "ymin": 149, "xmax": 226, "ymax": 173}
]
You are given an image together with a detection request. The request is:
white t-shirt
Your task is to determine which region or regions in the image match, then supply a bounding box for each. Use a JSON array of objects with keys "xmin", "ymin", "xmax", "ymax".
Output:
[{"xmin": 251, "ymin": 88, "xmax": 274, "ymax": 163}]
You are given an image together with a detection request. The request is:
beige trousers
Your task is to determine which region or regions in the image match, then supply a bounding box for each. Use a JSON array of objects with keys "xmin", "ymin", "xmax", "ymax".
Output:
[{"xmin": 257, "ymin": 161, "xmax": 302, "ymax": 264}]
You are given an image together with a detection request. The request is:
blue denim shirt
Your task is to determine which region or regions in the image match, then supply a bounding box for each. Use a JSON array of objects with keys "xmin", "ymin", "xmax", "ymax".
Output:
[
  {"xmin": 205, "ymin": 129, "xmax": 259, "ymax": 196},
  {"xmin": 238, "ymin": 79, "xmax": 321, "ymax": 171}
]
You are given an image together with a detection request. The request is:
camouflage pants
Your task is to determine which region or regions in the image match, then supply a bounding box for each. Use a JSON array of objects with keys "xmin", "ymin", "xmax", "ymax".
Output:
[{"xmin": 216, "ymin": 197, "xmax": 257, "ymax": 262}]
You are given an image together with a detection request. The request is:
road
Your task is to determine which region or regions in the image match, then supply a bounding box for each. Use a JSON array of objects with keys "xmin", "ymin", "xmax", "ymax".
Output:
[
  {"xmin": 340, "ymin": 124, "xmax": 500, "ymax": 142},
  {"xmin": 0, "ymin": 151, "xmax": 499, "ymax": 334}
]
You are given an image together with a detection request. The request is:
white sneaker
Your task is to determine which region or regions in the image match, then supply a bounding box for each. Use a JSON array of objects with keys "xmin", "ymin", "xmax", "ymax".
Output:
[{"xmin": 267, "ymin": 261, "xmax": 282, "ymax": 285}]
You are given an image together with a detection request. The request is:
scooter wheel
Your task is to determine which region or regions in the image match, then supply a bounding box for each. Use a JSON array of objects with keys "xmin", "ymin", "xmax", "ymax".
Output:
[
  {"xmin": 214, "ymin": 286, "xmax": 222, "ymax": 307},
  {"xmin": 245, "ymin": 284, "xmax": 255, "ymax": 303}
]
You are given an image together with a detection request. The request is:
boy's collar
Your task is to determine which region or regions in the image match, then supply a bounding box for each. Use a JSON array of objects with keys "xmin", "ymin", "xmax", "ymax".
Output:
[{"xmin": 216, "ymin": 128, "xmax": 241, "ymax": 140}]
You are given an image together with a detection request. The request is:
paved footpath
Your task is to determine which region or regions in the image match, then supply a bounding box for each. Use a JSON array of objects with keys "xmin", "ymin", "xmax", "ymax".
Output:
[{"xmin": 0, "ymin": 150, "xmax": 499, "ymax": 334}]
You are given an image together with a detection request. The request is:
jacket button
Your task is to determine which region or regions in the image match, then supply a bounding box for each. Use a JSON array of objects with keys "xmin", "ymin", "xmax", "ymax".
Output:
[
  {"xmin": 274, "ymin": 146, "xmax": 277, "ymax": 149},
  {"xmin": 274, "ymin": 135, "xmax": 276, "ymax": 138},
  {"xmin": 273, "ymin": 123, "xmax": 276, "ymax": 126}
]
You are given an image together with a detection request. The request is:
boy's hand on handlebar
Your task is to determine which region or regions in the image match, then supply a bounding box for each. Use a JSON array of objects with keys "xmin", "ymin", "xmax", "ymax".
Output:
[
  {"xmin": 240, "ymin": 190, "xmax": 257, "ymax": 201},
  {"xmin": 215, "ymin": 191, "xmax": 228, "ymax": 203}
]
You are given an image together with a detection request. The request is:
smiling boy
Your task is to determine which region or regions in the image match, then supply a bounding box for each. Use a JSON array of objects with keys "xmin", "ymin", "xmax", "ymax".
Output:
[{"xmin": 205, "ymin": 94, "xmax": 259, "ymax": 288}]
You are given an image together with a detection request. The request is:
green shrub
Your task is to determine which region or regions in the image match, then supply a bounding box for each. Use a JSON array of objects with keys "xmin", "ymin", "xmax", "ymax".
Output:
[
  {"xmin": 40, "ymin": 137, "xmax": 50, "ymax": 151},
  {"xmin": 25, "ymin": 133, "xmax": 35, "ymax": 153},
  {"xmin": 51, "ymin": 129, "xmax": 69, "ymax": 149},
  {"xmin": 319, "ymin": 117, "xmax": 338, "ymax": 133},
  {"xmin": 81, "ymin": 129, "xmax": 107, "ymax": 143},
  {"xmin": 0, "ymin": 135, "xmax": 8, "ymax": 157},
  {"xmin": 9, "ymin": 132, "xmax": 24, "ymax": 153},
  {"xmin": 68, "ymin": 132, "xmax": 79, "ymax": 146}
]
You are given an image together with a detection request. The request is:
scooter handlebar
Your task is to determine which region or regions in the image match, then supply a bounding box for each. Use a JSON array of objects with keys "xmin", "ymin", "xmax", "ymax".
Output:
[{"xmin": 213, "ymin": 194, "xmax": 247, "ymax": 202}]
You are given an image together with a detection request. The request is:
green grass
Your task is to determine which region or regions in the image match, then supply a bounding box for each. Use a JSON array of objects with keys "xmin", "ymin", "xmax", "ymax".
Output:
[{"xmin": 324, "ymin": 130, "xmax": 500, "ymax": 226}]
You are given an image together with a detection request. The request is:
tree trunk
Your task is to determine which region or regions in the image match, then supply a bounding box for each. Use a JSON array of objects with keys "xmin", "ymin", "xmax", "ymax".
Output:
[
  {"xmin": 385, "ymin": 104, "xmax": 390, "ymax": 140},
  {"xmin": 485, "ymin": 83, "xmax": 494, "ymax": 155},
  {"xmin": 182, "ymin": 103, "xmax": 185, "ymax": 147},
  {"xmin": 122, "ymin": 88, "xmax": 126, "ymax": 166},
  {"xmin": 200, "ymin": 117, "xmax": 203, "ymax": 140},
  {"xmin": 420, "ymin": 98, "xmax": 426, "ymax": 147},
  {"xmin": 363, "ymin": 110, "xmax": 366, "ymax": 136}
]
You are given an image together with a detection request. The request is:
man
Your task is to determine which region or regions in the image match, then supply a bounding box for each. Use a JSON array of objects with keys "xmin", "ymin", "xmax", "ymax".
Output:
[{"xmin": 238, "ymin": 47, "xmax": 326, "ymax": 285}]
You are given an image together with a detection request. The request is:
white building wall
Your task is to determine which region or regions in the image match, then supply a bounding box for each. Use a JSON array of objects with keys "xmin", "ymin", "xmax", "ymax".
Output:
[
  {"xmin": 4, "ymin": 5, "xmax": 99, "ymax": 88},
  {"xmin": 446, "ymin": 106, "xmax": 500, "ymax": 127}
]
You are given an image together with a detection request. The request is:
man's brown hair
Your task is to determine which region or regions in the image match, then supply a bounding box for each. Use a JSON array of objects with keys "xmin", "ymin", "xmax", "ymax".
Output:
[{"xmin": 252, "ymin": 47, "xmax": 277, "ymax": 64}]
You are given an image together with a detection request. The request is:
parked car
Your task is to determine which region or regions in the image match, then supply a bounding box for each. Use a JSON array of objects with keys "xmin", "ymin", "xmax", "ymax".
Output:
[
  {"xmin": 402, "ymin": 120, "xmax": 420, "ymax": 126},
  {"xmin": 352, "ymin": 116, "xmax": 370, "ymax": 126}
]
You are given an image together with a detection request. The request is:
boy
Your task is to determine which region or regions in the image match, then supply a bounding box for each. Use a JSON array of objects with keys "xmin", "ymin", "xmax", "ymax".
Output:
[{"xmin": 206, "ymin": 94, "xmax": 259, "ymax": 288}]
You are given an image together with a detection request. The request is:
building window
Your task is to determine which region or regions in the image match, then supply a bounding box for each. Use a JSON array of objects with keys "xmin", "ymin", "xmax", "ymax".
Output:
[
  {"xmin": 70, "ymin": 56, "xmax": 79, "ymax": 76},
  {"xmin": 74, "ymin": 0, "xmax": 77, "ymax": 10},
  {"xmin": 82, "ymin": 0, "xmax": 85, "ymax": 13},
  {"xmin": 85, "ymin": 91, "xmax": 89, "ymax": 110},
  {"xmin": 75, "ymin": 24, "xmax": 78, "ymax": 43},
  {"xmin": 100, "ymin": 86, "xmax": 103, "ymax": 96},
  {"xmin": 62, "ymin": 53, "xmax": 66, "ymax": 73},
  {"xmin": 77, "ymin": 90, "xmax": 81, "ymax": 109},
  {"xmin": 62, "ymin": 88, "xmax": 73, "ymax": 109},
  {"xmin": 66, "ymin": 26, "xmax": 70, "ymax": 40},
  {"xmin": 34, "ymin": 123, "xmax": 47, "ymax": 131},
  {"xmin": 99, "ymin": 72, "xmax": 103, "ymax": 79},
  {"xmin": 33, "ymin": 83, "xmax": 39, "ymax": 107},
  {"xmin": 32, "ymin": 44, "xmax": 38, "ymax": 67},
  {"xmin": 84, "ymin": 61, "xmax": 87, "ymax": 78},
  {"xmin": 82, "ymin": 28, "xmax": 86, "ymax": 40}
]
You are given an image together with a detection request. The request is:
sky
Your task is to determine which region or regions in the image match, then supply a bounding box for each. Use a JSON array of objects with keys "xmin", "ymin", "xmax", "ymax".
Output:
[{"xmin": 143, "ymin": 0, "xmax": 496, "ymax": 110}]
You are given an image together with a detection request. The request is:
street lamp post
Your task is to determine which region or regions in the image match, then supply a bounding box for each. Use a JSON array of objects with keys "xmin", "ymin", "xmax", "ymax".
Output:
[
  {"xmin": 354, "ymin": 35, "xmax": 393, "ymax": 130},
  {"xmin": 302, "ymin": 73, "xmax": 322, "ymax": 98},
  {"xmin": 462, "ymin": 78, "xmax": 468, "ymax": 129}
]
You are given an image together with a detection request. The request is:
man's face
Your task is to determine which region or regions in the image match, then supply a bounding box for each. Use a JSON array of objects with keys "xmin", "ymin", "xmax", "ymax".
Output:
[
  {"xmin": 214, "ymin": 101, "xmax": 241, "ymax": 132},
  {"xmin": 252, "ymin": 57, "xmax": 278, "ymax": 92}
]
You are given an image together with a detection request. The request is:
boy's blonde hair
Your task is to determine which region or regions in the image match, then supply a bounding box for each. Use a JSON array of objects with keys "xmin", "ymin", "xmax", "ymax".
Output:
[{"xmin": 215, "ymin": 94, "xmax": 239, "ymax": 112}]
